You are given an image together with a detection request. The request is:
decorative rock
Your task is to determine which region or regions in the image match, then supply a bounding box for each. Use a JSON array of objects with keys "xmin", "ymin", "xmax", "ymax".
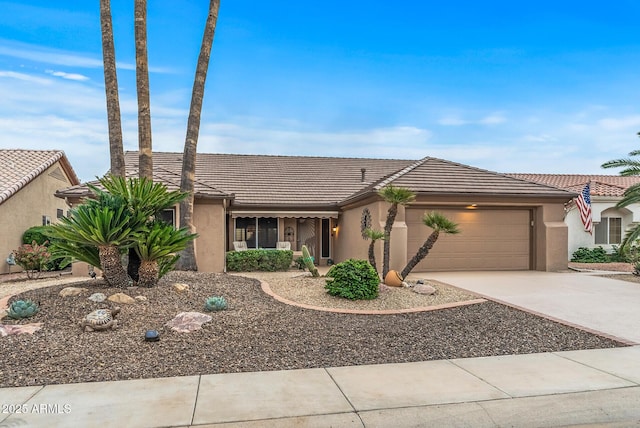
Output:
[
  {"xmin": 88, "ymin": 293, "xmax": 107, "ymax": 303},
  {"xmin": 0, "ymin": 323, "xmax": 43, "ymax": 337},
  {"xmin": 416, "ymin": 279, "xmax": 425, "ymax": 285},
  {"xmin": 413, "ymin": 284, "xmax": 437, "ymax": 295},
  {"xmin": 165, "ymin": 312, "xmax": 212, "ymax": 333},
  {"xmin": 108, "ymin": 293, "xmax": 136, "ymax": 305},
  {"xmin": 59, "ymin": 287, "xmax": 89, "ymax": 297},
  {"xmin": 173, "ymin": 283, "xmax": 190, "ymax": 293},
  {"xmin": 144, "ymin": 330, "xmax": 160, "ymax": 342},
  {"xmin": 80, "ymin": 307, "xmax": 120, "ymax": 332},
  {"xmin": 378, "ymin": 283, "xmax": 393, "ymax": 293},
  {"xmin": 134, "ymin": 295, "xmax": 148, "ymax": 302},
  {"xmin": 401, "ymin": 281, "xmax": 410, "ymax": 288}
]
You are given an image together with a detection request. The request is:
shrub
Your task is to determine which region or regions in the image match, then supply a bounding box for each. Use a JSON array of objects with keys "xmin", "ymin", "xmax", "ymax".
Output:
[
  {"xmin": 22, "ymin": 226, "xmax": 65, "ymax": 271},
  {"xmin": 570, "ymin": 247, "xmax": 609, "ymax": 263},
  {"xmin": 14, "ymin": 241, "xmax": 51, "ymax": 279},
  {"xmin": 226, "ymin": 249, "xmax": 293, "ymax": 272},
  {"xmin": 325, "ymin": 259, "xmax": 379, "ymax": 300}
]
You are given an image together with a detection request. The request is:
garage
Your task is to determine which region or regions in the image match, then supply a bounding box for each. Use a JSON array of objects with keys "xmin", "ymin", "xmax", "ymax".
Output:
[{"xmin": 405, "ymin": 208, "xmax": 532, "ymax": 271}]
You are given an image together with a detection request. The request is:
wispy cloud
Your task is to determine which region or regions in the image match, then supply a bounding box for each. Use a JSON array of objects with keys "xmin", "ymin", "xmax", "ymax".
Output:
[
  {"xmin": 0, "ymin": 70, "xmax": 52, "ymax": 85},
  {"xmin": 45, "ymin": 70, "xmax": 90, "ymax": 81},
  {"xmin": 438, "ymin": 112, "xmax": 507, "ymax": 126}
]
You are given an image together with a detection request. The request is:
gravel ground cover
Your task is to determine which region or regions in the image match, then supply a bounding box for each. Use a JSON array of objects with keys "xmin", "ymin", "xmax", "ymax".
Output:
[{"xmin": 0, "ymin": 271, "xmax": 624, "ymax": 388}]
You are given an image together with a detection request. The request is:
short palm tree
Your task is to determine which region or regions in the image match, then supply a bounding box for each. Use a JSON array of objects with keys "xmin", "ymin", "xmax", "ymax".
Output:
[
  {"xmin": 135, "ymin": 221, "xmax": 197, "ymax": 287},
  {"xmin": 363, "ymin": 228, "xmax": 385, "ymax": 277},
  {"xmin": 400, "ymin": 212, "xmax": 460, "ymax": 279},
  {"xmin": 379, "ymin": 185, "xmax": 415, "ymax": 278},
  {"xmin": 48, "ymin": 194, "xmax": 146, "ymax": 288}
]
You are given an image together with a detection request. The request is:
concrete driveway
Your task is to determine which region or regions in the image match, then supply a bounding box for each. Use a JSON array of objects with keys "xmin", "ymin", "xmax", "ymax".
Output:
[{"xmin": 418, "ymin": 271, "xmax": 640, "ymax": 344}]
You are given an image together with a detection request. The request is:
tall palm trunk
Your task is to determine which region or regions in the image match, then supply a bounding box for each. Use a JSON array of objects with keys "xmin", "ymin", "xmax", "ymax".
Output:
[
  {"xmin": 400, "ymin": 231, "xmax": 439, "ymax": 279},
  {"xmin": 382, "ymin": 204, "xmax": 399, "ymax": 278},
  {"xmin": 177, "ymin": 0, "xmax": 220, "ymax": 271},
  {"xmin": 98, "ymin": 245, "xmax": 130, "ymax": 288},
  {"xmin": 135, "ymin": 0, "xmax": 152, "ymax": 180},
  {"xmin": 100, "ymin": 0, "xmax": 125, "ymax": 177}
]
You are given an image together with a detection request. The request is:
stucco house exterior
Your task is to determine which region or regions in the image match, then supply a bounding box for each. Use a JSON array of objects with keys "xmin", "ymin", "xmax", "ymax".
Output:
[
  {"xmin": 0, "ymin": 149, "xmax": 80, "ymax": 274},
  {"xmin": 58, "ymin": 151, "xmax": 575, "ymax": 274},
  {"xmin": 507, "ymin": 174, "xmax": 640, "ymax": 259}
]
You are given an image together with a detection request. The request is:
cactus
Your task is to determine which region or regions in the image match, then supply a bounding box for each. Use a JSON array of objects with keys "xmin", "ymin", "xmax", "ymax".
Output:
[
  {"xmin": 301, "ymin": 245, "xmax": 319, "ymax": 277},
  {"xmin": 204, "ymin": 296, "xmax": 227, "ymax": 312},
  {"xmin": 7, "ymin": 300, "xmax": 39, "ymax": 319}
]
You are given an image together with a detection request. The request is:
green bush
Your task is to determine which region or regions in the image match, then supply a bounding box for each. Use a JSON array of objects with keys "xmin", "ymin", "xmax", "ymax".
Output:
[
  {"xmin": 571, "ymin": 246, "xmax": 609, "ymax": 263},
  {"xmin": 226, "ymin": 250, "xmax": 293, "ymax": 272},
  {"xmin": 22, "ymin": 226, "xmax": 65, "ymax": 271},
  {"xmin": 325, "ymin": 259, "xmax": 379, "ymax": 300}
]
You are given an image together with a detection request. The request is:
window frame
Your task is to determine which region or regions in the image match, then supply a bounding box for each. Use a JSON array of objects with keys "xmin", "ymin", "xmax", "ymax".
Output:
[{"xmin": 594, "ymin": 216, "xmax": 622, "ymax": 245}]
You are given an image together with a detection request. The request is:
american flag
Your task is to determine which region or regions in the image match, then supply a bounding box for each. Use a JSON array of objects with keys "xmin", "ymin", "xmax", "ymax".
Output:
[{"xmin": 576, "ymin": 183, "xmax": 592, "ymax": 234}]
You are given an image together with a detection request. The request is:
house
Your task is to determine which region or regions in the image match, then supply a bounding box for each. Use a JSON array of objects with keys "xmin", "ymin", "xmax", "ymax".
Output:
[
  {"xmin": 507, "ymin": 174, "xmax": 640, "ymax": 259},
  {"xmin": 57, "ymin": 151, "xmax": 575, "ymax": 273},
  {"xmin": 0, "ymin": 149, "xmax": 80, "ymax": 274}
]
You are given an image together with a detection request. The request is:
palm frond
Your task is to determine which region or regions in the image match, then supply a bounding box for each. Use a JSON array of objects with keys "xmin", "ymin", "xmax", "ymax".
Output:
[
  {"xmin": 422, "ymin": 211, "xmax": 461, "ymax": 234},
  {"xmin": 378, "ymin": 185, "xmax": 416, "ymax": 205}
]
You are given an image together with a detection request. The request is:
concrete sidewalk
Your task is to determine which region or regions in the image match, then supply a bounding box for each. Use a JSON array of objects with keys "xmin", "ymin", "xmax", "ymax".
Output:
[
  {"xmin": 2, "ymin": 346, "xmax": 640, "ymax": 427},
  {"xmin": 421, "ymin": 270, "xmax": 640, "ymax": 345}
]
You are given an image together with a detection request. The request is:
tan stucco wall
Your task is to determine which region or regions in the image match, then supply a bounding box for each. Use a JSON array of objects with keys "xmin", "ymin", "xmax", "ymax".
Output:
[
  {"xmin": 0, "ymin": 162, "xmax": 74, "ymax": 274},
  {"xmin": 535, "ymin": 203, "xmax": 569, "ymax": 271},
  {"xmin": 334, "ymin": 200, "xmax": 382, "ymax": 264},
  {"xmin": 193, "ymin": 200, "xmax": 226, "ymax": 272}
]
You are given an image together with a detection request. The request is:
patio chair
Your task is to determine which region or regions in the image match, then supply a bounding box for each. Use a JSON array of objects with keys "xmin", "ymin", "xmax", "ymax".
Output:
[
  {"xmin": 276, "ymin": 241, "xmax": 291, "ymax": 251},
  {"xmin": 233, "ymin": 241, "xmax": 248, "ymax": 251}
]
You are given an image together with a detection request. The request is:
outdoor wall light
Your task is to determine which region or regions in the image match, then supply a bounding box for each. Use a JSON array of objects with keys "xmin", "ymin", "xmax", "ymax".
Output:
[
  {"xmin": 466, "ymin": 204, "xmax": 478, "ymax": 209},
  {"xmin": 332, "ymin": 226, "xmax": 338, "ymax": 236}
]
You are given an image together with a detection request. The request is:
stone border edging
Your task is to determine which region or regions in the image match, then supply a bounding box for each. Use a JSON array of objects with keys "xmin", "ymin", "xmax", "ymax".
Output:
[{"xmin": 260, "ymin": 280, "xmax": 487, "ymax": 315}]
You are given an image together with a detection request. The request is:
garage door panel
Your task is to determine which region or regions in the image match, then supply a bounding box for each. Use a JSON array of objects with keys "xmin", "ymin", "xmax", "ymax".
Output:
[{"xmin": 406, "ymin": 209, "xmax": 531, "ymax": 271}]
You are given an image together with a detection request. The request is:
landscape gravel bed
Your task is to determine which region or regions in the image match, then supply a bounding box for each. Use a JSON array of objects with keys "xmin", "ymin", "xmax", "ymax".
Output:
[{"xmin": 0, "ymin": 271, "xmax": 624, "ymax": 388}]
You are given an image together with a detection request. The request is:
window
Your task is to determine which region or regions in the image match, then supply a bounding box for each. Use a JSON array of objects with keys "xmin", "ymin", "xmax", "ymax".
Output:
[
  {"xmin": 159, "ymin": 209, "xmax": 176, "ymax": 227},
  {"xmin": 234, "ymin": 217, "xmax": 278, "ymax": 249},
  {"xmin": 42, "ymin": 215, "xmax": 51, "ymax": 226},
  {"xmin": 56, "ymin": 209, "xmax": 64, "ymax": 219},
  {"xmin": 321, "ymin": 218, "xmax": 330, "ymax": 258},
  {"xmin": 595, "ymin": 217, "xmax": 622, "ymax": 245}
]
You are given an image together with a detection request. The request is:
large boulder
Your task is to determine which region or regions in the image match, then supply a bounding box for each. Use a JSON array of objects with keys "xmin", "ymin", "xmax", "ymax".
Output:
[{"xmin": 108, "ymin": 293, "xmax": 136, "ymax": 305}]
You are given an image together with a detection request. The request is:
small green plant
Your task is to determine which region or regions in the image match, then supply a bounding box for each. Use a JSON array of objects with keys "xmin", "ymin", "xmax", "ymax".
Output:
[
  {"xmin": 7, "ymin": 300, "xmax": 40, "ymax": 319},
  {"xmin": 571, "ymin": 247, "xmax": 609, "ymax": 263},
  {"xmin": 204, "ymin": 296, "xmax": 227, "ymax": 311},
  {"xmin": 294, "ymin": 256, "xmax": 305, "ymax": 270},
  {"xmin": 301, "ymin": 245, "xmax": 319, "ymax": 277},
  {"xmin": 325, "ymin": 259, "xmax": 379, "ymax": 300},
  {"xmin": 13, "ymin": 241, "xmax": 51, "ymax": 279}
]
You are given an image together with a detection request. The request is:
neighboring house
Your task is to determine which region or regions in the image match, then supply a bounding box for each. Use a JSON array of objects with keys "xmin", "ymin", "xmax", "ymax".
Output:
[
  {"xmin": 507, "ymin": 174, "xmax": 640, "ymax": 259},
  {"xmin": 0, "ymin": 149, "xmax": 80, "ymax": 274},
  {"xmin": 57, "ymin": 151, "xmax": 575, "ymax": 273}
]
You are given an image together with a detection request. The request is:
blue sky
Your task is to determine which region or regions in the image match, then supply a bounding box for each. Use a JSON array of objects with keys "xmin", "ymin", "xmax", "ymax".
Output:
[{"xmin": 1, "ymin": 1, "xmax": 640, "ymax": 181}]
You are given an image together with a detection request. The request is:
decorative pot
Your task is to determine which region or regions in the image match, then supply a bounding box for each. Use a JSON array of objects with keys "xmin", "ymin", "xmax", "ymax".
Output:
[{"xmin": 384, "ymin": 270, "xmax": 403, "ymax": 287}]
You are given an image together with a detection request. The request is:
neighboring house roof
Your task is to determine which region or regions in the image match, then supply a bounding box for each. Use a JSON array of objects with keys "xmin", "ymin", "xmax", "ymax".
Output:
[
  {"xmin": 0, "ymin": 149, "xmax": 80, "ymax": 206},
  {"xmin": 506, "ymin": 174, "xmax": 640, "ymax": 197}
]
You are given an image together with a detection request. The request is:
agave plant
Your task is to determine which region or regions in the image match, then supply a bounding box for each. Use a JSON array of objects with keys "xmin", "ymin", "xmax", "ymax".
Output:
[
  {"xmin": 204, "ymin": 296, "xmax": 227, "ymax": 312},
  {"xmin": 135, "ymin": 221, "xmax": 197, "ymax": 287},
  {"xmin": 7, "ymin": 300, "xmax": 39, "ymax": 319}
]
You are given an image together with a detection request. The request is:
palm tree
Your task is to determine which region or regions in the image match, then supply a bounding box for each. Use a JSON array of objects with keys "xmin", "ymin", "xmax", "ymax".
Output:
[
  {"xmin": 99, "ymin": 0, "xmax": 125, "ymax": 177},
  {"xmin": 135, "ymin": 221, "xmax": 197, "ymax": 287},
  {"xmin": 602, "ymin": 145, "xmax": 640, "ymax": 250},
  {"xmin": 135, "ymin": 0, "xmax": 152, "ymax": 180},
  {"xmin": 379, "ymin": 185, "xmax": 416, "ymax": 278},
  {"xmin": 363, "ymin": 228, "xmax": 385, "ymax": 276},
  {"xmin": 400, "ymin": 212, "xmax": 459, "ymax": 279},
  {"xmin": 177, "ymin": 0, "xmax": 221, "ymax": 271}
]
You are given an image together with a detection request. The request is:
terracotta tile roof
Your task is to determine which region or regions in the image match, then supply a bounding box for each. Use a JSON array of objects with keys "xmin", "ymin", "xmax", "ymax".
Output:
[
  {"xmin": 506, "ymin": 174, "xmax": 640, "ymax": 197},
  {"xmin": 0, "ymin": 149, "xmax": 80, "ymax": 206},
  {"xmin": 128, "ymin": 152, "xmax": 413, "ymax": 206},
  {"xmin": 347, "ymin": 157, "xmax": 573, "ymax": 200}
]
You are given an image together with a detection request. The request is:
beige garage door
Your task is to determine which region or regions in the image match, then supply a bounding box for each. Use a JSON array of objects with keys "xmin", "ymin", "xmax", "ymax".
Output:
[{"xmin": 406, "ymin": 208, "xmax": 531, "ymax": 271}]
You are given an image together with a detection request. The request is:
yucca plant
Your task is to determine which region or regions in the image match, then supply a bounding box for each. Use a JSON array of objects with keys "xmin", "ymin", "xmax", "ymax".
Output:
[
  {"xmin": 401, "ymin": 211, "xmax": 460, "ymax": 278},
  {"xmin": 378, "ymin": 185, "xmax": 415, "ymax": 278},
  {"xmin": 135, "ymin": 221, "xmax": 197, "ymax": 287}
]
